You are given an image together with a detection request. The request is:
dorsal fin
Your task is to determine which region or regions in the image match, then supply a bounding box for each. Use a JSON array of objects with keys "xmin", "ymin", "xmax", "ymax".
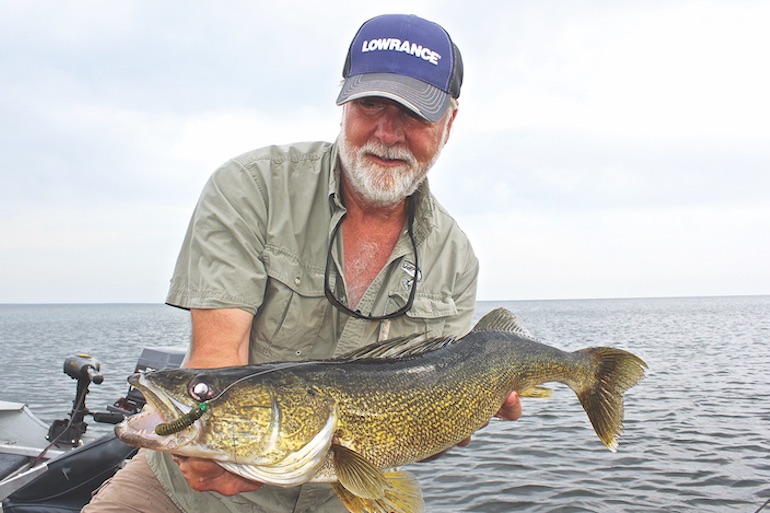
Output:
[
  {"xmin": 339, "ymin": 334, "xmax": 457, "ymax": 361},
  {"xmin": 472, "ymin": 308, "xmax": 537, "ymax": 340},
  {"xmin": 339, "ymin": 308, "xmax": 535, "ymax": 361}
]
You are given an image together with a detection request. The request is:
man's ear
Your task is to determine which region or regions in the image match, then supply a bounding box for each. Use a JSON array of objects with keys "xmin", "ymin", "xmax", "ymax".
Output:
[{"xmin": 443, "ymin": 105, "xmax": 459, "ymax": 145}]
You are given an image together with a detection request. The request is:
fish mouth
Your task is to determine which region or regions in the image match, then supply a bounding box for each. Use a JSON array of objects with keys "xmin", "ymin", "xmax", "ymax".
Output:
[{"xmin": 115, "ymin": 374, "xmax": 200, "ymax": 451}]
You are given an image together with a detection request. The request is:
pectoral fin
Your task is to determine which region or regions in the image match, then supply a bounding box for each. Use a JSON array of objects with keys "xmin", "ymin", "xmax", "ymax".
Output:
[
  {"xmin": 331, "ymin": 445, "xmax": 424, "ymax": 513},
  {"xmin": 331, "ymin": 469, "xmax": 423, "ymax": 513},
  {"xmin": 332, "ymin": 445, "xmax": 388, "ymax": 499}
]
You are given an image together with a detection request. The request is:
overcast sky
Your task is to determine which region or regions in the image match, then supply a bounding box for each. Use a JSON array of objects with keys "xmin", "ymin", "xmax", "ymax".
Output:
[{"xmin": 1, "ymin": 0, "xmax": 768, "ymax": 303}]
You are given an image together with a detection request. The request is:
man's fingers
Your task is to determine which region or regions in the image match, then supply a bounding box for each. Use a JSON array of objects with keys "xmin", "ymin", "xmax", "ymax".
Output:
[
  {"xmin": 174, "ymin": 456, "xmax": 263, "ymax": 495},
  {"xmin": 497, "ymin": 391, "xmax": 522, "ymax": 421}
]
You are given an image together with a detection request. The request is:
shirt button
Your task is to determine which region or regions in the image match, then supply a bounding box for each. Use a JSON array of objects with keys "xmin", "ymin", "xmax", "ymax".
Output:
[{"xmin": 294, "ymin": 277, "xmax": 301, "ymax": 285}]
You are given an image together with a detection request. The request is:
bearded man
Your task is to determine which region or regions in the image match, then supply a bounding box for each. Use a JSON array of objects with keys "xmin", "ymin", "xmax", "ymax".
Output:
[{"xmin": 83, "ymin": 13, "xmax": 521, "ymax": 513}]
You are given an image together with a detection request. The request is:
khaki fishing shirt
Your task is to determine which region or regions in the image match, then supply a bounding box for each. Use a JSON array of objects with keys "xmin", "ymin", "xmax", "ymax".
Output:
[{"xmin": 150, "ymin": 140, "xmax": 479, "ymax": 513}]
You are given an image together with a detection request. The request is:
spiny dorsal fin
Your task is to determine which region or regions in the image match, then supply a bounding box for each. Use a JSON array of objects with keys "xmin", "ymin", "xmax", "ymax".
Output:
[
  {"xmin": 472, "ymin": 308, "xmax": 537, "ymax": 340},
  {"xmin": 339, "ymin": 334, "xmax": 457, "ymax": 361}
]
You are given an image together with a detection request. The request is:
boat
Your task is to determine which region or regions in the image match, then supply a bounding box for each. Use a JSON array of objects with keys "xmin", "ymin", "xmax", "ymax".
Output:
[{"xmin": 0, "ymin": 348, "xmax": 185, "ymax": 512}]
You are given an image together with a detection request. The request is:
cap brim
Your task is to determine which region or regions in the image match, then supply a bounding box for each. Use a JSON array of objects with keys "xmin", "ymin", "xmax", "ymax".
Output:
[{"xmin": 336, "ymin": 73, "xmax": 451, "ymax": 123}]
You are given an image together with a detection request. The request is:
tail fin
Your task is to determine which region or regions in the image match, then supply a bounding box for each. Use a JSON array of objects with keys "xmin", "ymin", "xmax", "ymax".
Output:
[{"xmin": 573, "ymin": 347, "xmax": 647, "ymax": 452}]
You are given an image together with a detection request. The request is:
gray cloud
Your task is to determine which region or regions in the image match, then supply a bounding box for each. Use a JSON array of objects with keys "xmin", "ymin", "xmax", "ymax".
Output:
[{"xmin": 1, "ymin": 1, "xmax": 768, "ymax": 302}]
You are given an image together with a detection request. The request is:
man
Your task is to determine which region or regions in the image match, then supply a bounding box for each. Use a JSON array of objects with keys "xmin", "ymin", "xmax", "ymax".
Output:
[{"xmin": 84, "ymin": 13, "xmax": 521, "ymax": 513}]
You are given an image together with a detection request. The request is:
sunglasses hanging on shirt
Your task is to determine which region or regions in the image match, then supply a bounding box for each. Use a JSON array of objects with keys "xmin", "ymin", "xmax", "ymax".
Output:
[{"xmin": 324, "ymin": 196, "xmax": 419, "ymax": 321}]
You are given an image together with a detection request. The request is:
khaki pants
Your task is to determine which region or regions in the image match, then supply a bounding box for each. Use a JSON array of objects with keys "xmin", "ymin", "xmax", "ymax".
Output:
[
  {"xmin": 83, "ymin": 450, "xmax": 346, "ymax": 513},
  {"xmin": 82, "ymin": 451, "xmax": 183, "ymax": 513}
]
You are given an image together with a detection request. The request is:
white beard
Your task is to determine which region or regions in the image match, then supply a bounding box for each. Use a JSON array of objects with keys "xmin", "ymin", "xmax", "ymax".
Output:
[{"xmin": 338, "ymin": 134, "xmax": 444, "ymax": 208}]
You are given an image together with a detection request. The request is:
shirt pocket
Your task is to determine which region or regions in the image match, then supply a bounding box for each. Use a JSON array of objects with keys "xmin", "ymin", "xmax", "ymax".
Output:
[
  {"xmin": 387, "ymin": 292, "xmax": 458, "ymax": 340},
  {"xmin": 250, "ymin": 246, "xmax": 327, "ymax": 362}
]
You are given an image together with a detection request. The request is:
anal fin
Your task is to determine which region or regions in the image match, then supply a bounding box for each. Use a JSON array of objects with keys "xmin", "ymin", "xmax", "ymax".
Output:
[{"xmin": 519, "ymin": 385, "xmax": 553, "ymax": 398}]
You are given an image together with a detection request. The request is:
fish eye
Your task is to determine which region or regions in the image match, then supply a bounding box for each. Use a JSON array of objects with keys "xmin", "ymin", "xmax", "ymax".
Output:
[{"xmin": 188, "ymin": 375, "xmax": 218, "ymax": 402}]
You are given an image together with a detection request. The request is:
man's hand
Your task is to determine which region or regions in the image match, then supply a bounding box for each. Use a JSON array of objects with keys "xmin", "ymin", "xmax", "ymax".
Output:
[
  {"xmin": 172, "ymin": 456, "xmax": 263, "ymax": 495},
  {"xmin": 496, "ymin": 391, "xmax": 523, "ymax": 421},
  {"xmin": 459, "ymin": 390, "xmax": 522, "ymax": 445},
  {"xmin": 171, "ymin": 309, "xmax": 259, "ymax": 494},
  {"xmin": 171, "ymin": 309, "xmax": 260, "ymax": 495}
]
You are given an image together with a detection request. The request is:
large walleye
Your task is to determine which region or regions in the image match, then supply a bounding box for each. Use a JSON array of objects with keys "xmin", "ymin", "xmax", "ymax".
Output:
[{"xmin": 116, "ymin": 308, "xmax": 647, "ymax": 513}]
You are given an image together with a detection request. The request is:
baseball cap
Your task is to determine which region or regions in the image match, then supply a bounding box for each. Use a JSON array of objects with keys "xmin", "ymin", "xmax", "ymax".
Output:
[{"xmin": 336, "ymin": 14, "xmax": 463, "ymax": 123}]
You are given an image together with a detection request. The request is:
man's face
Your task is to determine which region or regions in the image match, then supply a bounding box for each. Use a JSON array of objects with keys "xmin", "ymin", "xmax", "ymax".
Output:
[{"xmin": 338, "ymin": 97, "xmax": 456, "ymax": 207}]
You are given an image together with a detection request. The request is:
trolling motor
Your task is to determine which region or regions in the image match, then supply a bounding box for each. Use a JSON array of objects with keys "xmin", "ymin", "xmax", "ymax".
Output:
[
  {"xmin": 46, "ymin": 354, "xmax": 124, "ymax": 447},
  {"xmin": 44, "ymin": 348, "xmax": 186, "ymax": 448}
]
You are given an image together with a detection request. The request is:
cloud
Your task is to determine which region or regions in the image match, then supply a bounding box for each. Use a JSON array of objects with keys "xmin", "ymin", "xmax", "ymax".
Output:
[
  {"xmin": 467, "ymin": 203, "xmax": 770, "ymax": 300},
  {"xmin": 1, "ymin": 0, "xmax": 768, "ymax": 302}
]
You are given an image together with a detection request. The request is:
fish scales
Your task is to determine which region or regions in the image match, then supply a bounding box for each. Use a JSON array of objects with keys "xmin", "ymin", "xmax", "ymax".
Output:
[
  {"xmin": 310, "ymin": 335, "xmax": 556, "ymax": 468},
  {"xmin": 116, "ymin": 308, "xmax": 647, "ymax": 513}
]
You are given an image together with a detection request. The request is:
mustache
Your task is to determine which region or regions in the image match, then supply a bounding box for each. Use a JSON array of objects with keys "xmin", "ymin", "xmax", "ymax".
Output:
[{"xmin": 360, "ymin": 142, "xmax": 417, "ymax": 166}]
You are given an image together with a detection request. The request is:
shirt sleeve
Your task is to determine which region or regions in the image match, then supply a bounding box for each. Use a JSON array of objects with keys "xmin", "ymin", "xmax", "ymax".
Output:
[
  {"xmin": 166, "ymin": 159, "xmax": 269, "ymax": 315},
  {"xmin": 442, "ymin": 245, "xmax": 479, "ymax": 337}
]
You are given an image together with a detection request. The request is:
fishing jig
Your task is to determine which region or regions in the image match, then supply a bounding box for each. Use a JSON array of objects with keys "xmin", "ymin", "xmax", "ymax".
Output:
[{"xmin": 155, "ymin": 402, "xmax": 208, "ymax": 436}]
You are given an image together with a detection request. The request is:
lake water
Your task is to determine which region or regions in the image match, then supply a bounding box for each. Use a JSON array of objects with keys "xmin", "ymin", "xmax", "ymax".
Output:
[{"xmin": 1, "ymin": 296, "xmax": 768, "ymax": 512}]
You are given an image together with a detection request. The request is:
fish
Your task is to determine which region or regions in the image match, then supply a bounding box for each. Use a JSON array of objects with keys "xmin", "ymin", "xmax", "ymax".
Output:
[{"xmin": 115, "ymin": 308, "xmax": 647, "ymax": 513}]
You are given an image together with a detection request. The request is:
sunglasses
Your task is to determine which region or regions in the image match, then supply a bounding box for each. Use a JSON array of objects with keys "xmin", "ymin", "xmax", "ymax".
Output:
[{"xmin": 324, "ymin": 196, "xmax": 419, "ymax": 321}]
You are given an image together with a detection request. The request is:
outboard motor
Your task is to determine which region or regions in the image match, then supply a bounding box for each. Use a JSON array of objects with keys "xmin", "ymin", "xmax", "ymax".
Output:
[{"xmin": 109, "ymin": 347, "xmax": 186, "ymax": 417}]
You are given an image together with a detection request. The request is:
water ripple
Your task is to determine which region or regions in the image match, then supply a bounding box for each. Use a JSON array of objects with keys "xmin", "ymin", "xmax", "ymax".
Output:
[{"xmin": 2, "ymin": 297, "xmax": 770, "ymax": 512}]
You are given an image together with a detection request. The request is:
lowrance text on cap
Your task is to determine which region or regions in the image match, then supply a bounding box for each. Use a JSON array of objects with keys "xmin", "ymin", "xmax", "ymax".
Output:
[{"xmin": 336, "ymin": 14, "xmax": 463, "ymax": 122}]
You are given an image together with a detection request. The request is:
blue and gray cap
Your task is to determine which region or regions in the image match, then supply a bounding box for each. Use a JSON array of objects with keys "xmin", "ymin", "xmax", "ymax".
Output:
[{"xmin": 336, "ymin": 14, "xmax": 463, "ymax": 123}]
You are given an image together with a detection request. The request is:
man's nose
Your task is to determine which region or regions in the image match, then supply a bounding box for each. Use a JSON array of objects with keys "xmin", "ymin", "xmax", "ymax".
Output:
[{"xmin": 373, "ymin": 106, "xmax": 406, "ymax": 146}]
